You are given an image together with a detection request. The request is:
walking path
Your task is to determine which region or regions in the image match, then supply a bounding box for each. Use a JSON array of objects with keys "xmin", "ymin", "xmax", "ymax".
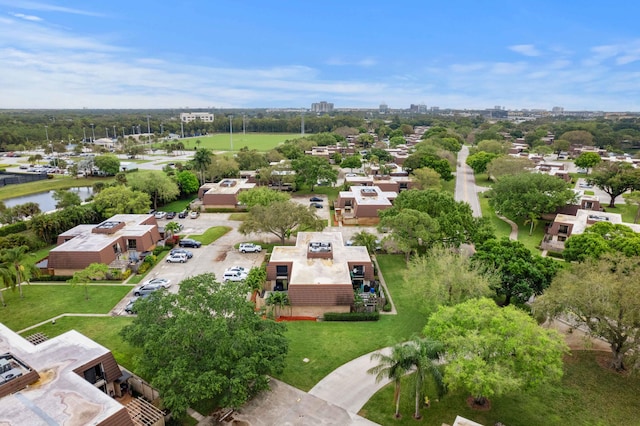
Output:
[
  {"xmin": 18, "ymin": 313, "xmax": 111, "ymax": 334},
  {"xmin": 497, "ymin": 215, "xmax": 519, "ymax": 240}
]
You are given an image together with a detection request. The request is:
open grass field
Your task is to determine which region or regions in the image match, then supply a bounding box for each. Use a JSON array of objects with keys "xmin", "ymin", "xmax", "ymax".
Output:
[
  {"xmin": 362, "ymin": 350, "xmax": 639, "ymax": 426},
  {"xmin": 0, "ymin": 283, "xmax": 132, "ymax": 331},
  {"xmin": 275, "ymin": 255, "xmax": 426, "ymax": 391},
  {"xmin": 171, "ymin": 133, "xmax": 300, "ymax": 152}
]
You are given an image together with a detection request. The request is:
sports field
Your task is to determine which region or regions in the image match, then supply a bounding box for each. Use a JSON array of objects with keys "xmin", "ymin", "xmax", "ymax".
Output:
[{"xmin": 177, "ymin": 133, "xmax": 300, "ymax": 152}]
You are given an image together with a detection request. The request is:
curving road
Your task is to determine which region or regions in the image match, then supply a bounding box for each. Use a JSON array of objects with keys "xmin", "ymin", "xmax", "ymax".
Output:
[{"xmin": 454, "ymin": 145, "xmax": 483, "ymax": 217}]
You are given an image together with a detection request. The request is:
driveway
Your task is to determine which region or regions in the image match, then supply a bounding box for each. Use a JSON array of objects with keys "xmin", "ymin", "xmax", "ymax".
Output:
[{"xmin": 455, "ymin": 145, "xmax": 483, "ymax": 217}]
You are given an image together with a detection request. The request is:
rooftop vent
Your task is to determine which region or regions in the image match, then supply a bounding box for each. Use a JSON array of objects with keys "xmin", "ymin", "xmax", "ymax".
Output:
[
  {"xmin": 308, "ymin": 242, "xmax": 332, "ymax": 253},
  {"xmin": 360, "ymin": 187, "xmax": 378, "ymax": 196},
  {"xmin": 220, "ymin": 179, "xmax": 237, "ymax": 187},
  {"xmin": 92, "ymin": 220, "xmax": 125, "ymax": 234}
]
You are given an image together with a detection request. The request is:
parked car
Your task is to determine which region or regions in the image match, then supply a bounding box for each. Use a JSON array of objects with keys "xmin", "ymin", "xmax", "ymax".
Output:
[
  {"xmin": 223, "ymin": 271, "xmax": 248, "ymax": 282},
  {"xmin": 310, "ymin": 203, "xmax": 323, "ymax": 208},
  {"xmin": 124, "ymin": 294, "xmax": 152, "ymax": 314},
  {"xmin": 170, "ymin": 248, "xmax": 193, "ymax": 258},
  {"xmin": 133, "ymin": 282, "xmax": 165, "ymax": 296},
  {"xmin": 239, "ymin": 243, "xmax": 262, "ymax": 253},
  {"xmin": 309, "ymin": 196, "xmax": 323, "ymax": 202},
  {"xmin": 224, "ymin": 266, "xmax": 248, "ymax": 275},
  {"xmin": 166, "ymin": 253, "xmax": 188, "ymax": 263},
  {"xmin": 179, "ymin": 238, "xmax": 202, "ymax": 248},
  {"xmin": 178, "ymin": 210, "xmax": 188, "ymax": 219},
  {"xmin": 141, "ymin": 277, "xmax": 171, "ymax": 289},
  {"xmin": 166, "ymin": 211, "xmax": 176, "ymax": 219},
  {"xmin": 579, "ymin": 182, "xmax": 593, "ymax": 189},
  {"xmin": 189, "ymin": 211, "xmax": 200, "ymax": 219},
  {"xmin": 154, "ymin": 211, "xmax": 167, "ymax": 219}
]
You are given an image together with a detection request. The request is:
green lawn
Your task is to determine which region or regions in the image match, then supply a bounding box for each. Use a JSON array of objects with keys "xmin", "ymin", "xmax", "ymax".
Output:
[
  {"xmin": 606, "ymin": 203, "xmax": 637, "ymax": 224},
  {"xmin": 159, "ymin": 197, "xmax": 196, "ymax": 213},
  {"xmin": 20, "ymin": 315, "xmax": 141, "ymax": 374},
  {"xmin": 440, "ymin": 178, "xmax": 456, "ymax": 195},
  {"xmin": 275, "ymin": 255, "xmax": 427, "ymax": 391},
  {"xmin": 169, "ymin": 133, "xmax": 299, "ymax": 152},
  {"xmin": 362, "ymin": 351, "xmax": 640, "ymax": 426},
  {"xmin": 0, "ymin": 176, "xmax": 112, "ymax": 200},
  {"xmin": 0, "ymin": 284, "xmax": 132, "ymax": 331},
  {"xmin": 516, "ymin": 218, "xmax": 546, "ymax": 253},
  {"xmin": 479, "ymin": 196, "xmax": 511, "ymax": 240},
  {"xmin": 187, "ymin": 226, "xmax": 231, "ymax": 245}
]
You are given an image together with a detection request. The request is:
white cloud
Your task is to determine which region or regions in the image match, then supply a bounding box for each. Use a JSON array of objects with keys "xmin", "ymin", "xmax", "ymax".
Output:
[
  {"xmin": 509, "ymin": 44, "xmax": 540, "ymax": 57},
  {"xmin": 9, "ymin": 12, "xmax": 42, "ymax": 21},
  {"xmin": 0, "ymin": 0, "xmax": 103, "ymax": 17},
  {"xmin": 325, "ymin": 56, "xmax": 377, "ymax": 67}
]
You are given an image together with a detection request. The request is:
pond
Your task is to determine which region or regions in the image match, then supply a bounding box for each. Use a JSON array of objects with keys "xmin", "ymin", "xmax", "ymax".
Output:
[{"xmin": 4, "ymin": 187, "xmax": 94, "ymax": 213}]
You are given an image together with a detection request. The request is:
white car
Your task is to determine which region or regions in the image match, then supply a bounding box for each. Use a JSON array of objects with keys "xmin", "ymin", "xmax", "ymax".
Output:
[
  {"xmin": 224, "ymin": 266, "xmax": 248, "ymax": 275},
  {"xmin": 154, "ymin": 211, "xmax": 167, "ymax": 219},
  {"xmin": 223, "ymin": 271, "xmax": 248, "ymax": 282},
  {"xmin": 141, "ymin": 277, "xmax": 171, "ymax": 289},
  {"xmin": 239, "ymin": 243, "xmax": 262, "ymax": 253},
  {"xmin": 166, "ymin": 253, "xmax": 188, "ymax": 263}
]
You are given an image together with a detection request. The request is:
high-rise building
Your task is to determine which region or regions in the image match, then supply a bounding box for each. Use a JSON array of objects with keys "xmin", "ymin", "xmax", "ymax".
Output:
[
  {"xmin": 379, "ymin": 103, "xmax": 389, "ymax": 113},
  {"xmin": 311, "ymin": 101, "xmax": 334, "ymax": 113},
  {"xmin": 180, "ymin": 112, "xmax": 214, "ymax": 123}
]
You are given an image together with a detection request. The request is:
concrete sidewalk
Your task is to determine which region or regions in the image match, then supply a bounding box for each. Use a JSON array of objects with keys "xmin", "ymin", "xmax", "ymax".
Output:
[{"xmin": 309, "ymin": 346, "xmax": 392, "ymax": 413}]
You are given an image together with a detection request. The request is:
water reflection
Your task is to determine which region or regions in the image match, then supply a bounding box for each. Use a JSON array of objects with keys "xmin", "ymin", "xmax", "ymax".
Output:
[{"xmin": 4, "ymin": 187, "xmax": 94, "ymax": 213}]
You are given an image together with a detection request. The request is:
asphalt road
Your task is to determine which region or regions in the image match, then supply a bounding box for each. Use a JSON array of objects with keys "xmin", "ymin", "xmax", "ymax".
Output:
[{"xmin": 455, "ymin": 145, "xmax": 483, "ymax": 217}]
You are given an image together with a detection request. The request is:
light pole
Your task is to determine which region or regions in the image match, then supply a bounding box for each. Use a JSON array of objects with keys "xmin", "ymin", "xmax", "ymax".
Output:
[
  {"xmin": 147, "ymin": 115, "xmax": 151, "ymax": 144},
  {"xmin": 242, "ymin": 114, "xmax": 246, "ymax": 135},
  {"xmin": 44, "ymin": 125, "xmax": 49, "ymax": 143},
  {"xmin": 113, "ymin": 125, "xmax": 116, "ymax": 139},
  {"xmin": 83, "ymin": 127, "xmax": 87, "ymax": 143},
  {"xmin": 90, "ymin": 123, "xmax": 95, "ymax": 142},
  {"xmin": 106, "ymin": 127, "xmax": 109, "ymax": 139},
  {"xmin": 229, "ymin": 115, "xmax": 233, "ymax": 151}
]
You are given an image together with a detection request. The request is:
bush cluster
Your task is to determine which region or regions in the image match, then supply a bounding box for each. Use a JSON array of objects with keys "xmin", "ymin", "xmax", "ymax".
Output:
[{"xmin": 323, "ymin": 312, "xmax": 379, "ymax": 322}]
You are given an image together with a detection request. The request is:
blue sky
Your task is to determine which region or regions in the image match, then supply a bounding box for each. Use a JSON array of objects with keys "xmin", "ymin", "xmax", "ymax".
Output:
[{"xmin": 1, "ymin": 1, "xmax": 640, "ymax": 111}]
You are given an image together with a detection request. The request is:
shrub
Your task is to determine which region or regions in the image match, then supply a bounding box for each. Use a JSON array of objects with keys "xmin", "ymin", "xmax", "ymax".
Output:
[
  {"xmin": 31, "ymin": 275, "xmax": 72, "ymax": 282},
  {"xmin": 137, "ymin": 262, "xmax": 150, "ymax": 274},
  {"xmin": 121, "ymin": 269, "xmax": 132, "ymax": 280},
  {"xmin": 382, "ymin": 303, "xmax": 392, "ymax": 312},
  {"xmin": 0, "ymin": 221, "xmax": 28, "ymax": 237},
  {"xmin": 323, "ymin": 312, "xmax": 379, "ymax": 322}
]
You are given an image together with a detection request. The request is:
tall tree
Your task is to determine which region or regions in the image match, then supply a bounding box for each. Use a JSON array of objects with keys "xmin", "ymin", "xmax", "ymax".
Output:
[
  {"xmin": 489, "ymin": 173, "xmax": 577, "ymax": 230},
  {"xmin": 404, "ymin": 246, "xmax": 494, "ymax": 314},
  {"xmin": 623, "ymin": 191, "xmax": 640, "ymax": 223},
  {"xmin": 368, "ymin": 343, "xmax": 415, "ymax": 419},
  {"xmin": 92, "ymin": 186, "xmax": 151, "ymax": 217},
  {"xmin": 239, "ymin": 200, "xmax": 324, "ymax": 245},
  {"xmin": 379, "ymin": 209, "xmax": 438, "ymax": 262},
  {"xmin": 407, "ymin": 337, "xmax": 446, "ymax": 420},
  {"xmin": 94, "ymin": 154, "xmax": 120, "ymax": 175},
  {"xmin": 68, "ymin": 263, "xmax": 109, "ymax": 300},
  {"xmin": 588, "ymin": 162, "xmax": 640, "ymax": 207},
  {"xmin": 1, "ymin": 246, "xmax": 39, "ymax": 299},
  {"xmin": 191, "ymin": 148, "xmax": 213, "ymax": 185},
  {"xmin": 120, "ymin": 273, "xmax": 288, "ymax": 416},
  {"xmin": 410, "ymin": 167, "xmax": 442, "ymax": 190},
  {"xmin": 485, "ymin": 156, "xmax": 534, "ymax": 181},
  {"xmin": 424, "ymin": 298, "xmax": 568, "ymax": 406},
  {"xmin": 175, "ymin": 170, "xmax": 200, "ymax": 195},
  {"xmin": 573, "ymin": 152, "xmax": 602, "ymax": 174},
  {"xmin": 472, "ymin": 238, "xmax": 559, "ymax": 306},
  {"xmin": 237, "ymin": 187, "xmax": 290, "ymax": 208},
  {"xmin": 351, "ymin": 230, "xmax": 379, "ymax": 257},
  {"xmin": 129, "ymin": 171, "xmax": 180, "ymax": 210},
  {"xmin": 559, "ymin": 130, "xmax": 594, "ymax": 146},
  {"xmin": 563, "ymin": 222, "xmax": 640, "ymax": 261},
  {"xmin": 466, "ymin": 151, "xmax": 500, "ymax": 174},
  {"xmin": 534, "ymin": 255, "xmax": 640, "ymax": 372},
  {"xmin": 291, "ymin": 156, "xmax": 338, "ymax": 191},
  {"xmin": 0, "ymin": 261, "xmax": 15, "ymax": 307},
  {"xmin": 52, "ymin": 189, "xmax": 82, "ymax": 209}
]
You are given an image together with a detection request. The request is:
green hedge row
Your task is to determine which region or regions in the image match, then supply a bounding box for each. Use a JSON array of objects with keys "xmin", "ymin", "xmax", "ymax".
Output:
[
  {"xmin": 0, "ymin": 221, "xmax": 28, "ymax": 236},
  {"xmin": 323, "ymin": 312, "xmax": 379, "ymax": 322}
]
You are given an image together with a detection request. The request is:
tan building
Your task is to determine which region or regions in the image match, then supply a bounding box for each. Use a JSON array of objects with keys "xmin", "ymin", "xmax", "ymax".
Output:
[
  {"xmin": 335, "ymin": 185, "xmax": 397, "ymax": 225},
  {"xmin": 46, "ymin": 214, "xmax": 161, "ymax": 276},
  {"xmin": 0, "ymin": 323, "xmax": 135, "ymax": 425},
  {"xmin": 198, "ymin": 179, "xmax": 256, "ymax": 209},
  {"xmin": 264, "ymin": 232, "xmax": 374, "ymax": 317}
]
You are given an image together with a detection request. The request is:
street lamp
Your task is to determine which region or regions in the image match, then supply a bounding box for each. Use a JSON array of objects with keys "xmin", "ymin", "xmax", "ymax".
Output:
[
  {"xmin": 83, "ymin": 127, "xmax": 87, "ymax": 143},
  {"xmin": 90, "ymin": 123, "xmax": 96, "ymax": 142},
  {"xmin": 147, "ymin": 115, "xmax": 151, "ymax": 144},
  {"xmin": 229, "ymin": 115, "xmax": 233, "ymax": 151}
]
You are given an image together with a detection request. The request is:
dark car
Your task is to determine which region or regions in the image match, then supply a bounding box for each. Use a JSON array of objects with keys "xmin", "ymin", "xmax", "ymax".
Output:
[
  {"xmin": 133, "ymin": 282, "xmax": 164, "ymax": 297},
  {"xmin": 310, "ymin": 203, "xmax": 323, "ymax": 209},
  {"xmin": 170, "ymin": 248, "xmax": 193, "ymax": 258},
  {"xmin": 309, "ymin": 196, "xmax": 323, "ymax": 202},
  {"xmin": 124, "ymin": 294, "xmax": 150, "ymax": 314},
  {"xmin": 166, "ymin": 211, "xmax": 176, "ymax": 219},
  {"xmin": 179, "ymin": 238, "xmax": 202, "ymax": 248},
  {"xmin": 178, "ymin": 210, "xmax": 188, "ymax": 219}
]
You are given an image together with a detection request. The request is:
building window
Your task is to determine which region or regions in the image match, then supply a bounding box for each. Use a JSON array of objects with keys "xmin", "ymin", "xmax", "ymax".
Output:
[
  {"xmin": 83, "ymin": 364, "xmax": 104, "ymax": 385},
  {"xmin": 274, "ymin": 279, "xmax": 288, "ymax": 291},
  {"xmin": 276, "ymin": 265, "xmax": 288, "ymax": 277},
  {"xmin": 127, "ymin": 239, "xmax": 137, "ymax": 250},
  {"xmin": 558, "ymin": 225, "xmax": 569, "ymax": 234},
  {"xmin": 351, "ymin": 265, "xmax": 365, "ymax": 278},
  {"xmin": 584, "ymin": 202, "xmax": 593, "ymax": 209},
  {"xmin": 558, "ymin": 236, "xmax": 567, "ymax": 242}
]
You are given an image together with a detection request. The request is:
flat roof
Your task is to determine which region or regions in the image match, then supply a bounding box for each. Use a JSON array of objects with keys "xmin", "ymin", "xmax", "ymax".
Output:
[
  {"xmin": 0, "ymin": 323, "xmax": 126, "ymax": 425},
  {"xmin": 202, "ymin": 179, "xmax": 256, "ymax": 195},
  {"xmin": 555, "ymin": 209, "xmax": 640, "ymax": 235},
  {"xmin": 338, "ymin": 186, "xmax": 396, "ymax": 206},
  {"xmin": 270, "ymin": 232, "xmax": 371, "ymax": 285}
]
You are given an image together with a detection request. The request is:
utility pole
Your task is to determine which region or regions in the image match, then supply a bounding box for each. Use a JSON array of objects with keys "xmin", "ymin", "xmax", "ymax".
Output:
[
  {"xmin": 242, "ymin": 114, "xmax": 246, "ymax": 135},
  {"xmin": 301, "ymin": 112, "xmax": 305, "ymax": 136},
  {"xmin": 180, "ymin": 121, "xmax": 184, "ymax": 139},
  {"xmin": 147, "ymin": 115, "xmax": 151, "ymax": 144},
  {"xmin": 90, "ymin": 123, "xmax": 95, "ymax": 142},
  {"xmin": 83, "ymin": 127, "xmax": 87, "ymax": 143}
]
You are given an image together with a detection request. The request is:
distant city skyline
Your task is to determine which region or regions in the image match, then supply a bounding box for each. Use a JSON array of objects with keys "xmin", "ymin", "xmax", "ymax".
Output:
[{"xmin": 1, "ymin": 1, "xmax": 640, "ymax": 111}]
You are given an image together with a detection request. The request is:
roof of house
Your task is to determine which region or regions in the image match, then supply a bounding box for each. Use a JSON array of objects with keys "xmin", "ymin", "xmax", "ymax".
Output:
[
  {"xmin": 51, "ymin": 214, "xmax": 157, "ymax": 253},
  {"xmin": 554, "ymin": 209, "xmax": 640, "ymax": 235},
  {"xmin": 201, "ymin": 179, "xmax": 256, "ymax": 195},
  {"xmin": 0, "ymin": 323, "xmax": 130, "ymax": 425},
  {"xmin": 270, "ymin": 232, "xmax": 371, "ymax": 286},
  {"xmin": 338, "ymin": 185, "xmax": 397, "ymax": 206}
]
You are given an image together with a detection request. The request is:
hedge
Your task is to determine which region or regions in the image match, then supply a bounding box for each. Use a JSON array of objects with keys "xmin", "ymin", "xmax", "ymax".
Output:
[
  {"xmin": 323, "ymin": 312, "xmax": 379, "ymax": 322},
  {"xmin": 0, "ymin": 221, "xmax": 28, "ymax": 237}
]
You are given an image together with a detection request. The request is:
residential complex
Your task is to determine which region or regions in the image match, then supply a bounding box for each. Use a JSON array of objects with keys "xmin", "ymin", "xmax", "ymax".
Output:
[{"xmin": 179, "ymin": 112, "xmax": 214, "ymax": 123}]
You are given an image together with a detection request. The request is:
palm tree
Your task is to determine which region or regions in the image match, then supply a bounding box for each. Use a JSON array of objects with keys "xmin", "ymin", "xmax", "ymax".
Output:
[
  {"xmin": 266, "ymin": 291, "xmax": 289, "ymax": 319},
  {"xmin": 1, "ymin": 246, "xmax": 39, "ymax": 299},
  {"xmin": 0, "ymin": 262, "xmax": 15, "ymax": 307},
  {"xmin": 368, "ymin": 343, "xmax": 415, "ymax": 419},
  {"xmin": 407, "ymin": 337, "xmax": 446, "ymax": 420},
  {"xmin": 352, "ymin": 231, "xmax": 379, "ymax": 257},
  {"xmin": 164, "ymin": 221, "xmax": 182, "ymax": 240},
  {"xmin": 192, "ymin": 148, "xmax": 212, "ymax": 185}
]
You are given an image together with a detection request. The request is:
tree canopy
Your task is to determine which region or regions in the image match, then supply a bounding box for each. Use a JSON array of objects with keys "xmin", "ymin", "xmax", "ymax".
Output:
[
  {"xmin": 409, "ymin": 167, "xmax": 441, "ymax": 190},
  {"xmin": 466, "ymin": 151, "xmax": 500, "ymax": 174},
  {"xmin": 291, "ymin": 156, "xmax": 338, "ymax": 190},
  {"xmin": 94, "ymin": 155, "xmax": 120, "ymax": 175},
  {"xmin": 587, "ymin": 161, "xmax": 640, "ymax": 207},
  {"xmin": 239, "ymin": 200, "xmax": 324, "ymax": 244},
  {"xmin": 120, "ymin": 273, "xmax": 288, "ymax": 416},
  {"xmin": 403, "ymin": 246, "xmax": 494, "ymax": 314},
  {"xmin": 489, "ymin": 173, "xmax": 577, "ymax": 223},
  {"xmin": 237, "ymin": 187, "xmax": 290, "ymax": 208},
  {"xmin": 472, "ymin": 238, "xmax": 559, "ymax": 306},
  {"xmin": 129, "ymin": 171, "xmax": 180, "ymax": 210},
  {"xmin": 563, "ymin": 221, "xmax": 640, "ymax": 261},
  {"xmin": 92, "ymin": 186, "xmax": 151, "ymax": 216},
  {"xmin": 485, "ymin": 156, "xmax": 534, "ymax": 181},
  {"xmin": 573, "ymin": 152, "xmax": 602, "ymax": 173},
  {"xmin": 175, "ymin": 170, "xmax": 200, "ymax": 195},
  {"xmin": 402, "ymin": 153, "xmax": 453, "ymax": 180},
  {"xmin": 424, "ymin": 298, "xmax": 568, "ymax": 405},
  {"xmin": 534, "ymin": 255, "xmax": 640, "ymax": 371}
]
